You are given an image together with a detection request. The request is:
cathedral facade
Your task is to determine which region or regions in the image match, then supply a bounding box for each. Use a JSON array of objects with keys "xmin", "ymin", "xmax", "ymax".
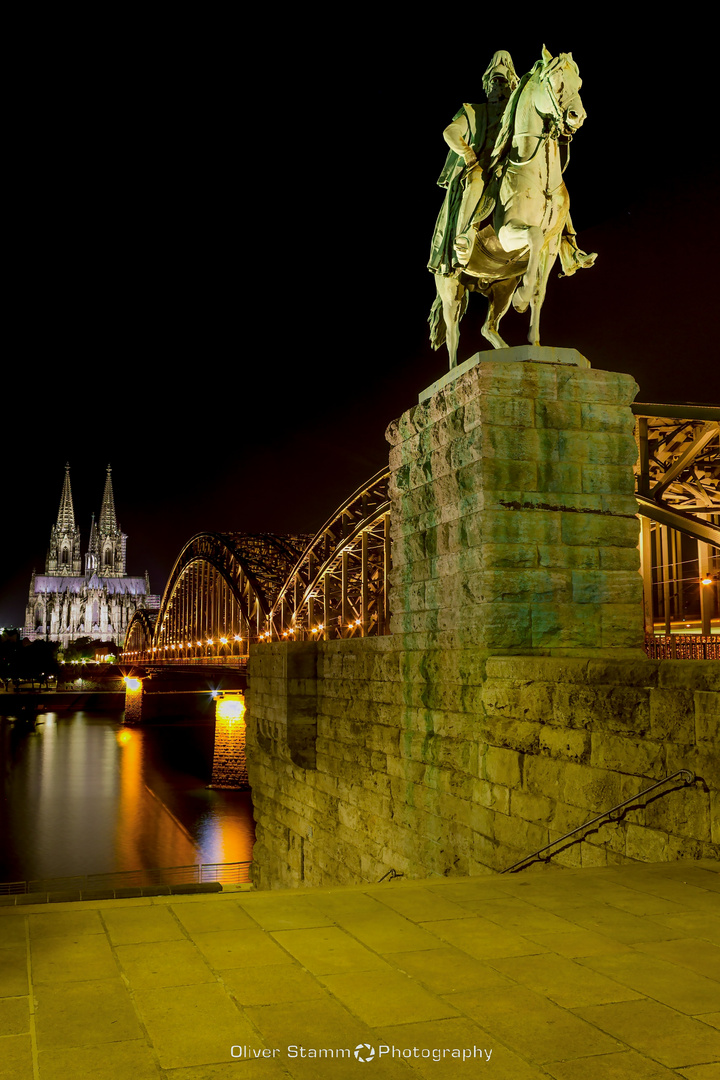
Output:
[{"xmin": 24, "ymin": 464, "xmax": 160, "ymax": 649}]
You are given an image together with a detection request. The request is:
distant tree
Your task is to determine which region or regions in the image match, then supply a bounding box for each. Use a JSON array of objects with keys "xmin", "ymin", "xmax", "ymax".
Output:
[
  {"xmin": 17, "ymin": 640, "xmax": 60, "ymax": 688},
  {"xmin": 0, "ymin": 637, "xmax": 21, "ymax": 689},
  {"xmin": 63, "ymin": 637, "xmax": 94, "ymax": 662}
]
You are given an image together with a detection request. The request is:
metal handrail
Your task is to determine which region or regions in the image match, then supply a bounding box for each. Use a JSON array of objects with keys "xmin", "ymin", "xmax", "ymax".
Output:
[
  {"xmin": 501, "ymin": 770, "xmax": 696, "ymax": 874},
  {"xmin": 0, "ymin": 860, "xmax": 252, "ymax": 895}
]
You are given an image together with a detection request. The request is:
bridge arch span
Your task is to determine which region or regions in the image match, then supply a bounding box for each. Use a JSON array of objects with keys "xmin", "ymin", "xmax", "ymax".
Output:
[
  {"xmin": 124, "ymin": 608, "xmax": 157, "ymax": 656},
  {"xmin": 146, "ymin": 532, "xmax": 309, "ymax": 660}
]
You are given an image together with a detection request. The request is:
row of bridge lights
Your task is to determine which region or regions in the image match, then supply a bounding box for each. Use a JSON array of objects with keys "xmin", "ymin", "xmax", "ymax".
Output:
[
  {"xmin": 121, "ymin": 636, "xmax": 243, "ymax": 658},
  {"xmin": 258, "ymin": 619, "xmax": 364, "ymax": 642},
  {"xmin": 123, "ymin": 618, "xmax": 368, "ymax": 656}
]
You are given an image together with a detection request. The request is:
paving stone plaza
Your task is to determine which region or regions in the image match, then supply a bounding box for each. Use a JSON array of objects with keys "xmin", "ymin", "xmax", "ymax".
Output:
[{"xmin": 1, "ymin": 860, "xmax": 719, "ymax": 1078}]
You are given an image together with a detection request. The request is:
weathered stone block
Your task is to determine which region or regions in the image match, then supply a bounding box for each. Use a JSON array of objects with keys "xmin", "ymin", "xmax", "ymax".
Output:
[
  {"xmin": 476, "ymin": 362, "xmax": 559, "ymax": 401},
  {"xmin": 649, "ymin": 689, "xmax": 696, "ymax": 743},
  {"xmin": 493, "ymin": 812, "xmax": 549, "ymax": 856},
  {"xmin": 516, "ymin": 681, "xmax": 554, "ymax": 723},
  {"xmin": 478, "ymin": 603, "xmax": 532, "ymax": 649},
  {"xmin": 538, "ymin": 543, "xmax": 599, "ymax": 569},
  {"xmin": 556, "ymin": 368, "xmax": 638, "ymax": 406},
  {"xmin": 561, "ymin": 512, "xmax": 640, "ymax": 548},
  {"xmin": 467, "ymin": 569, "xmax": 572, "ymax": 606},
  {"xmin": 534, "ymin": 399, "xmax": 582, "ymax": 430},
  {"xmin": 658, "ymin": 661, "xmax": 720, "ymax": 692},
  {"xmin": 625, "ymin": 823, "xmax": 668, "ymax": 862},
  {"xmin": 600, "ymin": 603, "xmax": 645, "ymax": 649},
  {"xmin": 580, "ymin": 402, "xmax": 636, "ymax": 433},
  {"xmin": 482, "ymin": 425, "xmax": 559, "ymax": 462},
  {"xmin": 481, "ymin": 542, "xmax": 538, "ymax": 568},
  {"xmin": 562, "ymin": 762, "xmax": 623, "ymax": 812},
  {"xmin": 482, "ymin": 745, "xmax": 523, "ymax": 788},
  {"xmin": 572, "ymin": 570, "xmax": 643, "ymax": 606},
  {"xmin": 590, "ymin": 733, "xmax": 665, "ymax": 779},
  {"xmin": 536, "ymin": 461, "xmax": 583, "ymax": 494},
  {"xmin": 479, "ymin": 715, "xmax": 540, "ymax": 754},
  {"xmin": 644, "ymin": 785, "xmax": 712, "ymax": 842},
  {"xmin": 479, "ymin": 458, "xmax": 538, "ymax": 491},
  {"xmin": 510, "ymin": 789, "xmax": 554, "ymax": 824},
  {"xmin": 558, "ymin": 430, "xmax": 638, "ymax": 467},
  {"xmin": 599, "ymin": 546, "xmax": 641, "ymax": 571},
  {"xmin": 538, "ymin": 725, "xmax": 591, "ymax": 762},
  {"xmin": 695, "ymin": 691, "xmax": 720, "ymax": 743},
  {"xmin": 532, "ymin": 602, "xmax": 601, "ymax": 648},
  {"xmin": 582, "ymin": 464, "xmax": 637, "ymax": 494},
  {"xmin": 481, "ymin": 395, "xmax": 535, "ymax": 427}
]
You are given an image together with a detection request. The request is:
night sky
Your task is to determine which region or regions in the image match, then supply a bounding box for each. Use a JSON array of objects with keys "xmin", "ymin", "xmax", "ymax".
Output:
[{"xmin": 3, "ymin": 25, "xmax": 718, "ymax": 626}]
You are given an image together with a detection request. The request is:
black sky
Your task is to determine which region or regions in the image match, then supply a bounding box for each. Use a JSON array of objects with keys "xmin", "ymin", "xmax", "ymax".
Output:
[{"xmin": 3, "ymin": 25, "xmax": 718, "ymax": 625}]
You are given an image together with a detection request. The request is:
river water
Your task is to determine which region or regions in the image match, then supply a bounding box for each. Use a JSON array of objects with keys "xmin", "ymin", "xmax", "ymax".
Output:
[{"xmin": 0, "ymin": 709, "xmax": 255, "ymax": 885}]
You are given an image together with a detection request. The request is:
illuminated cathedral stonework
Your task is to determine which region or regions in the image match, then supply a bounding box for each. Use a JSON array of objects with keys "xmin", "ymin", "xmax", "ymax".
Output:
[{"xmin": 24, "ymin": 464, "xmax": 160, "ymax": 648}]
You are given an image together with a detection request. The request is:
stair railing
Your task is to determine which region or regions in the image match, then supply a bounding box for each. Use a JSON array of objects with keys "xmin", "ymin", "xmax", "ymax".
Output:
[{"xmin": 502, "ymin": 770, "xmax": 697, "ymax": 874}]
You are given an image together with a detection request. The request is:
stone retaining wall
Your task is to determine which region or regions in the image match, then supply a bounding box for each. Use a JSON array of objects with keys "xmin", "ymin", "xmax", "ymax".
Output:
[
  {"xmin": 246, "ymin": 353, "xmax": 718, "ymax": 889},
  {"xmin": 247, "ymin": 642, "xmax": 718, "ymax": 889}
]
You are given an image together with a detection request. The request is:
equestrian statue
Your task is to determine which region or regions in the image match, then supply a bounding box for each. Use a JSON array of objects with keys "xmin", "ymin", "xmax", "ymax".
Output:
[{"xmin": 428, "ymin": 46, "xmax": 597, "ymax": 367}]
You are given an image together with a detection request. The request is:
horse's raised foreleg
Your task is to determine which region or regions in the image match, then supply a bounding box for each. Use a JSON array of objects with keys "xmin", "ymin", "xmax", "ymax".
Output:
[
  {"xmin": 481, "ymin": 277, "xmax": 518, "ymax": 349},
  {"xmin": 434, "ymin": 273, "xmax": 466, "ymax": 369},
  {"xmin": 497, "ymin": 221, "xmax": 543, "ymax": 312}
]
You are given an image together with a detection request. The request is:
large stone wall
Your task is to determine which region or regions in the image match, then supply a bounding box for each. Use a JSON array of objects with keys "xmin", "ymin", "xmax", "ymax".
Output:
[
  {"xmin": 247, "ymin": 642, "xmax": 718, "ymax": 889},
  {"xmin": 246, "ymin": 354, "xmax": 719, "ymax": 889}
]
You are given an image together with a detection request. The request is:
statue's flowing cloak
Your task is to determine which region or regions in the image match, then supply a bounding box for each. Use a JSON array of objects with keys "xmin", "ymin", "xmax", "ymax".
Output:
[{"xmin": 428, "ymin": 103, "xmax": 489, "ymax": 276}]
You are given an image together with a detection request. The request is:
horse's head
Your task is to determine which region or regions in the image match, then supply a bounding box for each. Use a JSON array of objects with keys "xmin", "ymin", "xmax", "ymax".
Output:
[{"xmin": 538, "ymin": 45, "xmax": 586, "ymax": 137}]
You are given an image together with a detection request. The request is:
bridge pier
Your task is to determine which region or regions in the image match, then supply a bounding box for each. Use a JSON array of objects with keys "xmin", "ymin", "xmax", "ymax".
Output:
[
  {"xmin": 123, "ymin": 676, "xmax": 144, "ymax": 724},
  {"xmin": 210, "ymin": 692, "xmax": 249, "ymax": 789}
]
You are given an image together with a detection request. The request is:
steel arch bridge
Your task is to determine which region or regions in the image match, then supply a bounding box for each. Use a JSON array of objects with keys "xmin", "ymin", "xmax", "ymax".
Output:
[
  {"xmin": 122, "ymin": 407, "xmax": 719, "ymax": 665},
  {"xmin": 122, "ymin": 470, "xmax": 391, "ymax": 662}
]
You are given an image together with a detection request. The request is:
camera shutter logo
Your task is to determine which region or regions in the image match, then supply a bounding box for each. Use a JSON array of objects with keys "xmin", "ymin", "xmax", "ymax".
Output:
[{"xmin": 354, "ymin": 1044, "xmax": 375, "ymax": 1062}]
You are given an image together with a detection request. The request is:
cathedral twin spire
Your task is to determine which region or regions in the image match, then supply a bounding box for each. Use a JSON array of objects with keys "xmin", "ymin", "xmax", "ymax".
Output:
[
  {"xmin": 47, "ymin": 464, "xmax": 127, "ymax": 577},
  {"xmin": 56, "ymin": 462, "xmax": 76, "ymax": 532}
]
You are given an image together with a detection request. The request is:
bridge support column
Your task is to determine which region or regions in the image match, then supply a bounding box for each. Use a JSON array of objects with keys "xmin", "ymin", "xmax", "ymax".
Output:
[
  {"xmin": 211, "ymin": 692, "xmax": 249, "ymax": 789},
  {"xmin": 123, "ymin": 676, "xmax": 144, "ymax": 724}
]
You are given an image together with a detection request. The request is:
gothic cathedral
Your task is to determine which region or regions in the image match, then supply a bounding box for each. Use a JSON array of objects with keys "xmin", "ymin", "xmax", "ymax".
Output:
[{"xmin": 24, "ymin": 464, "xmax": 160, "ymax": 648}]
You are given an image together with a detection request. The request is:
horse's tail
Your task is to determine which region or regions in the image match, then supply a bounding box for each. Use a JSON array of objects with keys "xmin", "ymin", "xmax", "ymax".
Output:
[{"xmin": 428, "ymin": 295, "xmax": 446, "ymax": 350}]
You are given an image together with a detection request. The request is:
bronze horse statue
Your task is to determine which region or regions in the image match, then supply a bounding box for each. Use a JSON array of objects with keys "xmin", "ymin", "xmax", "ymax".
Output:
[{"xmin": 429, "ymin": 47, "xmax": 597, "ymax": 366}]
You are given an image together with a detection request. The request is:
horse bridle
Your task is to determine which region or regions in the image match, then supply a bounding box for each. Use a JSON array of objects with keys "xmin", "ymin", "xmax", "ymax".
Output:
[{"xmin": 507, "ymin": 62, "xmax": 578, "ymax": 171}]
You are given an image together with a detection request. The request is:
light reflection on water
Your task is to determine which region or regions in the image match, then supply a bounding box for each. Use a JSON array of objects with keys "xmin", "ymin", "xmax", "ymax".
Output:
[{"xmin": 0, "ymin": 709, "xmax": 255, "ymax": 883}]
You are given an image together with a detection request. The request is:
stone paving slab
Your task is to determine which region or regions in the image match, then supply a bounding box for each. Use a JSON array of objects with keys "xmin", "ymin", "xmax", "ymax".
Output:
[{"xmin": 0, "ymin": 860, "xmax": 718, "ymax": 1078}]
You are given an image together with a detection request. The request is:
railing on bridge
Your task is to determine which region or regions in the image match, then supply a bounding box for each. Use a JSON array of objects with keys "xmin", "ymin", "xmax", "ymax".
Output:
[
  {"xmin": 644, "ymin": 635, "xmax": 719, "ymax": 660},
  {"xmin": 0, "ymin": 861, "xmax": 252, "ymax": 895}
]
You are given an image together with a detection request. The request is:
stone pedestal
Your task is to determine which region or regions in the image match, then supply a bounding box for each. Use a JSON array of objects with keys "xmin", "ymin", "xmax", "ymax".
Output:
[{"xmin": 386, "ymin": 348, "xmax": 644, "ymax": 656}]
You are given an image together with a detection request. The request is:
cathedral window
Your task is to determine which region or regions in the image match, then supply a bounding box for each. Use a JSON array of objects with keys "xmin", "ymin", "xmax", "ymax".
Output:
[{"xmin": 61, "ymin": 548, "xmax": 69, "ymax": 564}]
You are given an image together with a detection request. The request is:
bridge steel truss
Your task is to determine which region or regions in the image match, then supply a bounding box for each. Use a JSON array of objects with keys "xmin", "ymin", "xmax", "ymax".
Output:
[
  {"xmin": 633, "ymin": 403, "xmax": 720, "ymax": 638},
  {"xmin": 123, "ymin": 406, "xmax": 719, "ymax": 661},
  {"xmin": 266, "ymin": 468, "xmax": 390, "ymax": 641},
  {"xmin": 123, "ymin": 532, "xmax": 310, "ymax": 660}
]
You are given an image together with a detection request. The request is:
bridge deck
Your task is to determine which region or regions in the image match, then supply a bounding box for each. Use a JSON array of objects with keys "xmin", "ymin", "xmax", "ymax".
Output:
[{"xmin": 1, "ymin": 860, "xmax": 718, "ymax": 1076}]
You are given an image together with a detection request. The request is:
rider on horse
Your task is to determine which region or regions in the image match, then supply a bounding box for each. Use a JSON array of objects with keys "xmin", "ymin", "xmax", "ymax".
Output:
[{"xmin": 428, "ymin": 51, "xmax": 519, "ymax": 278}]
